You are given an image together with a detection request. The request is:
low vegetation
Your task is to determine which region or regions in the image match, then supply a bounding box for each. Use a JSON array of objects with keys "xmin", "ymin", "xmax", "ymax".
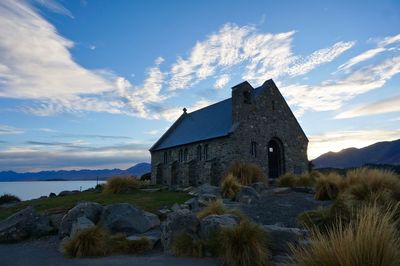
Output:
[
  {"xmin": 103, "ymin": 176, "xmax": 143, "ymax": 194},
  {"xmin": 226, "ymin": 161, "xmax": 266, "ymax": 185},
  {"xmin": 0, "ymin": 194, "xmax": 21, "ymax": 205},
  {"xmin": 291, "ymin": 204, "xmax": 400, "ymax": 266},
  {"xmin": 197, "ymin": 199, "xmax": 244, "ymax": 220},
  {"xmin": 277, "ymin": 172, "xmax": 317, "ymax": 187},
  {"xmin": 314, "ymin": 172, "xmax": 343, "ymax": 200},
  {"xmin": 220, "ymin": 174, "xmax": 241, "ymax": 199},
  {"xmin": 218, "ymin": 220, "xmax": 270, "ymax": 266},
  {"xmin": 63, "ymin": 226, "xmax": 152, "ymax": 258},
  {"xmin": 171, "ymin": 232, "xmax": 207, "ymax": 257}
]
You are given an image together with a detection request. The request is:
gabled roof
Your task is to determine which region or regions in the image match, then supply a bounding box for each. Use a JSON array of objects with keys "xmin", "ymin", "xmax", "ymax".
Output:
[{"xmin": 149, "ymin": 98, "xmax": 234, "ymax": 151}]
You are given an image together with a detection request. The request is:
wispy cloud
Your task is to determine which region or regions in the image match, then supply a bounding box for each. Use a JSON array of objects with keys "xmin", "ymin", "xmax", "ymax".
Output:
[
  {"xmin": 214, "ymin": 74, "xmax": 231, "ymax": 89},
  {"xmin": 34, "ymin": 0, "xmax": 74, "ymax": 18},
  {"xmin": 336, "ymin": 95, "xmax": 400, "ymax": 119},
  {"xmin": 338, "ymin": 47, "xmax": 385, "ymax": 71},
  {"xmin": 0, "ymin": 125, "xmax": 24, "ymax": 135}
]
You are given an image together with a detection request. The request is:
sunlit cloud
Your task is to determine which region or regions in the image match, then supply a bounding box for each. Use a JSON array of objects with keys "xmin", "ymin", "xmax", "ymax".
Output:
[{"xmin": 214, "ymin": 74, "xmax": 231, "ymax": 89}]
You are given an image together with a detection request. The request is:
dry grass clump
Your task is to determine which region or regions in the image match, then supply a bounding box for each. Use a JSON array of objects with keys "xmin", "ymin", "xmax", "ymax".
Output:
[
  {"xmin": 197, "ymin": 199, "xmax": 245, "ymax": 221},
  {"xmin": 227, "ymin": 161, "xmax": 266, "ymax": 185},
  {"xmin": 314, "ymin": 172, "xmax": 343, "ymax": 200},
  {"xmin": 63, "ymin": 226, "xmax": 109, "ymax": 258},
  {"xmin": 103, "ymin": 176, "xmax": 142, "ymax": 194},
  {"xmin": 171, "ymin": 232, "xmax": 207, "ymax": 257},
  {"xmin": 221, "ymin": 174, "xmax": 241, "ymax": 199},
  {"xmin": 277, "ymin": 173, "xmax": 297, "ymax": 187},
  {"xmin": 218, "ymin": 220, "xmax": 270, "ymax": 266},
  {"xmin": 291, "ymin": 204, "xmax": 400, "ymax": 266},
  {"xmin": 62, "ymin": 226, "xmax": 152, "ymax": 258},
  {"xmin": 277, "ymin": 172, "xmax": 316, "ymax": 188},
  {"xmin": 0, "ymin": 194, "xmax": 21, "ymax": 205}
]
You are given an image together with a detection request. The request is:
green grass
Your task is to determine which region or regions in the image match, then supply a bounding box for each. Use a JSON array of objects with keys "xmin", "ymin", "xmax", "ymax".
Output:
[{"xmin": 0, "ymin": 189, "xmax": 191, "ymax": 221}]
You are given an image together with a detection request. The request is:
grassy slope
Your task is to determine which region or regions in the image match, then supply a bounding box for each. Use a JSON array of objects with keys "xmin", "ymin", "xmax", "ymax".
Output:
[{"xmin": 0, "ymin": 189, "xmax": 191, "ymax": 220}]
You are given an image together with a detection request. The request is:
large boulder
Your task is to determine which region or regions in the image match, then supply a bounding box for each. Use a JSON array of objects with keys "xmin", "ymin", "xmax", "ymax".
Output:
[
  {"xmin": 70, "ymin": 216, "xmax": 95, "ymax": 237},
  {"xmin": 199, "ymin": 214, "xmax": 239, "ymax": 239},
  {"xmin": 195, "ymin": 184, "xmax": 220, "ymax": 197},
  {"xmin": 58, "ymin": 190, "xmax": 80, "ymax": 197},
  {"xmin": 59, "ymin": 202, "xmax": 103, "ymax": 238},
  {"xmin": 160, "ymin": 209, "xmax": 199, "ymax": 253},
  {"xmin": 235, "ymin": 186, "xmax": 259, "ymax": 203},
  {"xmin": 127, "ymin": 227, "xmax": 161, "ymax": 248},
  {"xmin": 100, "ymin": 203, "xmax": 159, "ymax": 234},
  {"xmin": 184, "ymin": 197, "xmax": 199, "ymax": 211},
  {"xmin": 0, "ymin": 206, "xmax": 53, "ymax": 243},
  {"xmin": 263, "ymin": 224, "xmax": 308, "ymax": 254}
]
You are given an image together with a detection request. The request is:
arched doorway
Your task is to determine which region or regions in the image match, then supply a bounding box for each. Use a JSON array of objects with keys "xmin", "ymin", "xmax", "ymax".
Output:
[{"xmin": 268, "ymin": 137, "xmax": 285, "ymax": 179}]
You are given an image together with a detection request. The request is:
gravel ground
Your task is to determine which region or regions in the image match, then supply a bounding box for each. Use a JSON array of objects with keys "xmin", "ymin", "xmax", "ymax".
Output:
[
  {"xmin": 228, "ymin": 189, "xmax": 331, "ymax": 227},
  {"xmin": 0, "ymin": 236, "xmax": 219, "ymax": 266}
]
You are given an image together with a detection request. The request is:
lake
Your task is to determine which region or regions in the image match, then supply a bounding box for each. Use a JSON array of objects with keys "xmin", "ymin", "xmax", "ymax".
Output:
[{"xmin": 0, "ymin": 180, "xmax": 106, "ymax": 200}]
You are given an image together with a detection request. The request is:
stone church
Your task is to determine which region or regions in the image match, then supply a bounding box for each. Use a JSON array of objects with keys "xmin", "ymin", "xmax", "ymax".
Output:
[{"xmin": 149, "ymin": 79, "xmax": 308, "ymax": 187}]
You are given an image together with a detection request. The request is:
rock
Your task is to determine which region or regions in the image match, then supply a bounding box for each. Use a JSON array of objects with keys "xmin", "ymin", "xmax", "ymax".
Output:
[
  {"xmin": 70, "ymin": 216, "xmax": 95, "ymax": 237},
  {"xmin": 196, "ymin": 183, "xmax": 220, "ymax": 196},
  {"xmin": 49, "ymin": 213, "xmax": 64, "ymax": 231},
  {"xmin": 160, "ymin": 209, "xmax": 199, "ymax": 252},
  {"xmin": 291, "ymin": 187, "xmax": 315, "ymax": 194},
  {"xmin": 199, "ymin": 193, "xmax": 218, "ymax": 202},
  {"xmin": 0, "ymin": 207, "xmax": 53, "ymax": 243},
  {"xmin": 100, "ymin": 203, "xmax": 157, "ymax": 234},
  {"xmin": 184, "ymin": 197, "xmax": 199, "ymax": 211},
  {"xmin": 127, "ymin": 227, "xmax": 161, "ymax": 248},
  {"xmin": 39, "ymin": 196, "xmax": 47, "ymax": 199},
  {"xmin": 157, "ymin": 208, "xmax": 171, "ymax": 219},
  {"xmin": 58, "ymin": 190, "xmax": 80, "ymax": 197},
  {"xmin": 59, "ymin": 202, "xmax": 103, "ymax": 238},
  {"xmin": 251, "ymin": 182, "xmax": 268, "ymax": 193},
  {"xmin": 49, "ymin": 192, "xmax": 56, "ymax": 198},
  {"xmin": 199, "ymin": 214, "xmax": 239, "ymax": 239},
  {"xmin": 143, "ymin": 211, "xmax": 161, "ymax": 228},
  {"xmin": 171, "ymin": 203, "xmax": 182, "ymax": 212},
  {"xmin": 263, "ymin": 224, "xmax": 308, "ymax": 254},
  {"xmin": 235, "ymin": 186, "xmax": 259, "ymax": 203},
  {"xmin": 272, "ymin": 187, "xmax": 291, "ymax": 194}
]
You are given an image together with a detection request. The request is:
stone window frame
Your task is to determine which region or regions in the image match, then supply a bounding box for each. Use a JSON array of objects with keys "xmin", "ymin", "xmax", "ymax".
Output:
[
  {"xmin": 178, "ymin": 149, "xmax": 183, "ymax": 162},
  {"xmin": 196, "ymin": 145, "xmax": 202, "ymax": 161},
  {"xmin": 163, "ymin": 152, "xmax": 168, "ymax": 164},
  {"xmin": 251, "ymin": 141, "xmax": 257, "ymax": 157},
  {"xmin": 184, "ymin": 148, "xmax": 188, "ymax": 162},
  {"xmin": 203, "ymin": 144, "xmax": 209, "ymax": 160}
]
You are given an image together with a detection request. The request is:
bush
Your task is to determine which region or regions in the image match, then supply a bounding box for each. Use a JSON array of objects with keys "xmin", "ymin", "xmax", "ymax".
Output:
[
  {"xmin": 218, "ymin": 220, "xmax": 270, "ymax": 266},
  {"xmin": 109, "ymin": 234, "xmax": 152, "ymax": 254},
  {"xmin": 197, "ymin": 200, "xmax": 227, "ymax": 219},
  {"xmin": 291, "ymin": 204, "xmax": 400, "ymax": 266},
  {"xmin": 226, "ymin": 161, "xmax": 266, "ymax": 185},
  {"xmin": 140, "ymin": 172, "xmax": 151, "ymax": 181},
  {"xmin": 103, "ymin": 176, "xmax": 142, "ymax": 194},
  {"xmin": 171, "ymin": 232, "xmax": 206, "ymax": 257},
  {"xmin": 277, "ymin": 173, "xmax": 297, "ymax": 187},
  {"xmin": 0, "ymin": 194, "xmax": 21, "ymax": 204},
  {"xmin": 314, "ymin": 172, "xmax": 343, "ymax": 200},
  {"xmin": 63, "ymin": 226, "xmax": 109, "ymax": 258},
  {"xmin": 221, "ymin": 174, "xmax": 241, "ymax": 199},
  {"xmin": 277, "ymin": 172, "xmax": 316, "ymax": 187}
]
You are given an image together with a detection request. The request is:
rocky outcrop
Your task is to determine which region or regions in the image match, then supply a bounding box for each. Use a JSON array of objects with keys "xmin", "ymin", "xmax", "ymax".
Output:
[
  {"xmin": 199, "ymin": 214, "xmax": 239, "ymax": 239},
  {"xmin": 251, "ymin": 182, "xmax": 268, "ymax": 193},
  {"xmin": 70, "ymin": 216, "xmax": 95, "ymax": 237},
  {"xmin": 127, "ymin": 228, "xmax": 161, "ymax": 248},
  {"xmin": 100, "ymin": 203, "xmax": 159, "ymax": 234},
  {"xmin": 160, "ymin": 209, "xmax": 199, "ymax": 253},
  {"xmin": 0, "ymin": 207, "xmax": 53, "ymax": 243},
  {"xmin": 263, "ymin": 224, "xmax": 308, "ymax": 254},
  {"xmin": 235, "ymin": 186, "xmax": 259, "ymax": 203},
  {"xmin": 58, "ymin": 190, "xmax": 80, "ymax": 197},
  {"xmin": 59, "ymin": 202, "xmax": 103, "ymax": 238}
]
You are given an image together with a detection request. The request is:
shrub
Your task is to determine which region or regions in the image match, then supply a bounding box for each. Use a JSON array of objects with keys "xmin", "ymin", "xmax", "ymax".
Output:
[
  {"xmin": 109, "ymin": 234, "xmax": 152, "ymax": 254},
  {"xmin": 171, "ymin": 232, "xmax": 206, "ymax": 257},
  {"xmin": 291, "ymin": 204, "xmax": 400, "ymax": 266},
  {"xmin": 314, "ymin": 172, "xmax": 343, "ymax": 200},
  {"xmin": 140, "ymin": 172, "xmax": 151, "ymax": 181},
  {"xmin": 218, "ymin": 220, "xmax": 270, "ymax": 266},
  {"xmin": 296, "ymin": 173, "xmax": 317, "ymax": 187},
  {"xmin": 197, "ymin": 199, "xmax": 227, "ymax": 219},
  {"xmin": 63, "ymin": 226, "xmax": 109, "ymax": 258},
  {"xmin": 0, "ymin": 194, "xmax": 21, "ymax": 204},
  {"xmin": 103, "ymin": 176, "xmax": 142, "ymax": 194},
  {"xmin": 221, "ymin": 174, "xmax": 241, "ymax": 199},
  {"xmin": 277, "ymin": 172, "xmax": 316, "ymax": 187},
  {"xmin": 227, "ymin": 161, "xmax": 266, "ymax": 185},
  {"xmin": 277, "ymin": 173, "xmax": 297, "ymax": 187}
]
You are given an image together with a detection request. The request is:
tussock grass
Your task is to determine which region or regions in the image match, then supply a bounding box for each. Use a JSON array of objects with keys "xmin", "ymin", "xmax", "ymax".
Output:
[
  {"xmin": 277, "ymin": 172, "xmax": 316, "ymax": 187},
  {"xmin": 221, "ymin": 174, "xmax": 241, "ymax": 199},
  {"xmin": 0, "ymin": 194, "xmax": 21, "ymax": 205},
  {"xmin": 103, "ymin": 176, "xmax": 142, "ymax": 194},
  {"xmin": 218, "ymin": 220, "xmax": 270, "ymax": 266},
  {"xmin": 63, "ymin": 226, "xmax": 109, "ymax": 258},
  {"xmin": 291, "ymin": 204, "xmax": 400, "ymax": 266},
  {"xmin": 227, "ymin": 161, "xmax": 266, "ymax": 185},
  {"xmin": 171, "ymin": 233, "xmax": 206, "ymax": 257},
  {"xmin": 314, "ymin": 172, "xmax": 343, "ymax": 200},
  {"xmin": 62, "ymin": 227, "xmax": 152, "ymax": 258},
  {"xmin": 277, "ymin": 173, "xmax": 297, "ymax": 187},
  {"xmin": 197, "ymin": 199, "xmax": 245, "ymax": 221}
]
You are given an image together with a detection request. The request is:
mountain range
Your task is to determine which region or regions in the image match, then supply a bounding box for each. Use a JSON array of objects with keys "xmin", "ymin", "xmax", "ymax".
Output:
[
  {"xmin": 0, "ymin": 163, "xmax": 151, "ymax": 182},
  {"xmin": 313, "ymin": 139, "xmax": 400, "ymax": 169}
]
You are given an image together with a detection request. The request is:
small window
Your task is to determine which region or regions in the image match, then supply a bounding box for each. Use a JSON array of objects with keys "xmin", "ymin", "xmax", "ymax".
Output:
[
  {"xmin": 178, "ymin": 149, "xmax": 183, "ymax": 162},
  {"xmin": 251, "ymin": 141, "xmax": 257, "ymax": 157},
  {"xmin": 203, "ymin": 144, "xmax": 208, "ymax": 160},
  {"xmin": 269, "ymin": 147, "xmax": 273, "ymax": 152},
  {"xmin": 184, "ymin": 148, "xmax": 188, "ymax": 162},
  {"xmin": 163, "ymin": 152, "xmax": 168, "ymax": 164},
  {"xmin": 197, "ymin": 145, "xmax": 202, "ymax": 161},
  {"xmin": 243, "ymin": 90, "xmax": 251, "ymax": 104}
]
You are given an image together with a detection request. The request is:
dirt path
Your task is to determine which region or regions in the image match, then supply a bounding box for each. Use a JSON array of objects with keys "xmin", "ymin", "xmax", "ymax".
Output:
[{"xmin": 0, "ymin": 236, "xmax": 219, "ymax": 266}]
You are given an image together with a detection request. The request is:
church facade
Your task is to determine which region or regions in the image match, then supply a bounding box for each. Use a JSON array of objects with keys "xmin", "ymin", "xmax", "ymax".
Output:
[{"xmin": 149, "ymin": 79, "xmax": 308, "ymax": 187}]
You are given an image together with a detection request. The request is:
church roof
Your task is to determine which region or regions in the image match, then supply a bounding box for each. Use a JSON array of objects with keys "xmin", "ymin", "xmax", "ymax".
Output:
[{"xmin": 150, "ymin": 83, "xmax": 266, "ymax": 152}]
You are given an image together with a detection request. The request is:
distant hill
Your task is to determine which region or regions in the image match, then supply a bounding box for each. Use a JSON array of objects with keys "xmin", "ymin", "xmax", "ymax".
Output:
[
  {"xmin": 0, "ymin": 162, "xmax": 151, "ymax": 182},
  {"xmin": 313, "ymin": 139, "xmax": 400, "ymax": 169}
]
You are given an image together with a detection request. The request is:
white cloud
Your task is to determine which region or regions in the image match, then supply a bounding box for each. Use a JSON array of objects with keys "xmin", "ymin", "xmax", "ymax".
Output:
[
  {"xmin": 378, "ymin": 33, "xmax": 400, "ymax": 47},
  {"xmin": 214, "ymin": 74, "xmax": 231, "ymax": 89},
  {"xmin": 158, "ymin": 99, "xmax": 215, "ymax": 122},
  {"xmin": 145, "ymin": 130, "xmax": 160, "ymax": 136},
  {"xmin": 309, "ymin": 129, "xmax": 400, "ymax": 159},
  {"xmin": 338, "ymin": 47, "xmax": 386, "ymax": 71},
  {"xmin": 336, "ymin": 95, "xmax": 400, "ymax": 119},
  {"xmin": 0, "ymin": 125, "xmax": 24, "ymax": 135},
  {"xmin": 283, "ymin": 56, "xmax": 400, "ymax": 114},
  {"xmin": 34, "ymin": 0, "xmax": 74, "ymax": 18}
]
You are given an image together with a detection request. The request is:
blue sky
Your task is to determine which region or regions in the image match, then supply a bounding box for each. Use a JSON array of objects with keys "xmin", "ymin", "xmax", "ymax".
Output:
[{"xmin": 0, "ymin": 0, "xmax": 399, "ymax": 172}]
